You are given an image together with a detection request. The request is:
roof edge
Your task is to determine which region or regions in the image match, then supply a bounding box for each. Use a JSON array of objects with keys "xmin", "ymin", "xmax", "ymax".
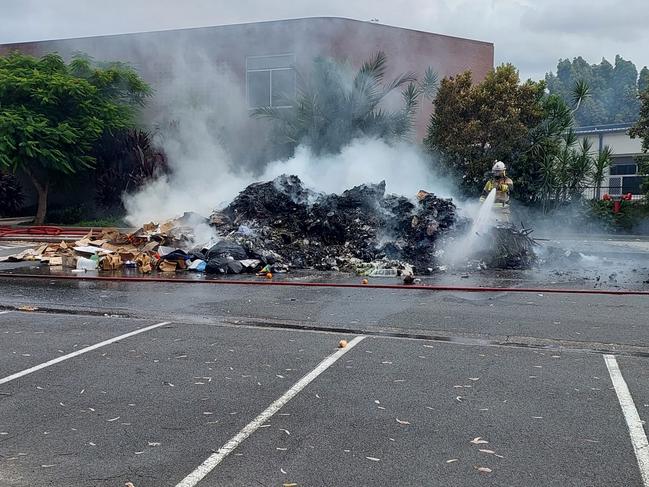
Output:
[{"xmin": 0, "ymin": 16, "xmax": 493, "ymax": 48}]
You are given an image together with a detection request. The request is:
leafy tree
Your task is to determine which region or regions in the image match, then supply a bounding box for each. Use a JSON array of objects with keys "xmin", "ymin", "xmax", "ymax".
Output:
[
  {"xmin": 518, "ymin": 80, "xmax": 612, "ymax": 211},
  {"xmin": 630, "ymin": 86, "xmax": 649, "ymax": 197},
  {"xmin": 253, "ymin": 52, "xmax": 438, "ymax": 156},
  {"xmin": 425, "ymin": 64, "xmax": 545, "ymax": 194},
  {"xmin": 427, "ymin": 63, "xmax": 606, "ymax": 211},
  {"xmin": 93, "ymin": 129, "xmax": 168, "ymax": 210},
  {"xmin": 0, "ymin": 52, "xmax": 150, "ymax": 223},
  {"xmin": 546, "ymin": 55, "xmax": 642, "ymax": 126},
  {"xmin": 630, "ymin": 86, "xmax": 649, "ymax": 153},
  {"xmin": 639, "ymin": 67, "xmax": 649, "ymax": 94}
]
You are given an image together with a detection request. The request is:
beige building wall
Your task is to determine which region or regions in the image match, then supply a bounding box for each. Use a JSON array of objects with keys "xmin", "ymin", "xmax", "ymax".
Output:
[{"xmin": 577, "ymin": 126, "xmax": 645, "ymax": 198}]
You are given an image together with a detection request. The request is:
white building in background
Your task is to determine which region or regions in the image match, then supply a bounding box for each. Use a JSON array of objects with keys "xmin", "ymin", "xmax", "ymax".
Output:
[{"xmin": 576, "ymin": 123, "xmax": 646, "ymax": 199}]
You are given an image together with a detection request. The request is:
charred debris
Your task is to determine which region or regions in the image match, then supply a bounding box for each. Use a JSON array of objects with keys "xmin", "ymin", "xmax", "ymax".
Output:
[{"xmin": 1, "ymin": 175, "xmax": 537, "ymax": 276}]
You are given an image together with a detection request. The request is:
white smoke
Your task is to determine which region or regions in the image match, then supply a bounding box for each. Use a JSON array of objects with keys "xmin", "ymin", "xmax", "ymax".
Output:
[
  {"xmin": 261, "ymin": 139, "xmax": 455, "ymax": 198},
  {"xmin": 123, "ymin": 134, "xmax": 461, "ymax": 226},
  {"xmin": 122, "ymin": 42, "xmax": 459, "ymax": 227},
  {"xmin": 123, "ymin": 46, "xmax": 252, "ymax": 225}
]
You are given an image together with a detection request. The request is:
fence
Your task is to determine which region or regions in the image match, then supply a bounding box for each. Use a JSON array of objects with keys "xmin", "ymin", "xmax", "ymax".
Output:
[{"xmin": 581, "ymin": 186, "xmax": 645, "ymax": 201}]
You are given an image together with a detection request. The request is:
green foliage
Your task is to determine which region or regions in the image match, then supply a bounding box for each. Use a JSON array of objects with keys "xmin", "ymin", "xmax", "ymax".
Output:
[
  {"xmin": 93, "ymin": 129, "xmax": 168, "ymax": 210},
  {"xmin": 70, "ymin": 217, "xmax": 126, "ymax": 227},
  {"xmin": 587, "ymin": 200, "xmax": 649, "ymax": 232},
  {"xmin": 591, "ymin": 145, "xmax": 613, "ymax": 199},
  {"xmin": 0, "ymin": 51, "xmax": 151, "ymax": 223},
  {"xmin": 253, "ymin": 52, "xmax": 437, "ymax": 156},
  {"xmin": 0, "ymin": 171, "xmax": 24, "ymax": 216},
  {"xmin": 425, "ymin": 64, "xmax": 546, "ymax": 194},
  {"xmin": 546, "ymin": 55, "xmax": 642, "ymax": 126},
  {"xmin": 427, "ymin": 65, "xmax": 609, "ymax": 211},
  {"xmin": 630, "ymin": 84, "xmax": 649, "ymax": 199},
  {"xmin": 45, "ymin": 205, "xmax": 85, "ymax": 225},
  {"xmin": 630, "ymin": 88, "xmax": 649, "ymax": 153},
  {"xmin": 518, "ymin": 90, "xmax": 613, "ymax": 211},
  {"xmin": 639, "ymin": 67, "xmax": 649, "ymax": 94}
]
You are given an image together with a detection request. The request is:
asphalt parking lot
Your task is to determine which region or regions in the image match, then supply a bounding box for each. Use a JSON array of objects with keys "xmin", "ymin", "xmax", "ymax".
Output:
[{"xmin": 1, "ymin": 309, "xmax": 648, "ymax": 486}]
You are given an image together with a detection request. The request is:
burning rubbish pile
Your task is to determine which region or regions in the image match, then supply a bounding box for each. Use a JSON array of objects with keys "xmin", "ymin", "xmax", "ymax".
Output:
[
  {"xmin": 0, "ymin": 175, "xmax": 538, "ymax": 275},
  {"xmin": 207, "ymin": 175, "xmax": 457, "ymax": 274},
  {"xmin": 474, "ymin": 225, "xmax": 538, "ymax": 269}
]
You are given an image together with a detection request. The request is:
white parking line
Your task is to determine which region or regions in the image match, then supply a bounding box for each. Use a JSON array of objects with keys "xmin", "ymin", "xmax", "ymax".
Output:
[
  {"xmin": 0, "ymin": 321, "xmax": 171, "ymax": 386},
  {"xmin": 604, "ymin": 354, "xmax": 649, "ymax": 487},
  {"xmin": 0, "ymin": 310, "xmax": 11, "ymax": 315},
  {"xmin": 175, "ymin": 335, "xmax": 366, "ymax": 487}
]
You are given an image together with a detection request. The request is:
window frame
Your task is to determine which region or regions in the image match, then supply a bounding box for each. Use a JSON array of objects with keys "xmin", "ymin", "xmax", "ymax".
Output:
[{"xmin": 246, "ymin": 53, "xmax": 296, "ymax": 109}]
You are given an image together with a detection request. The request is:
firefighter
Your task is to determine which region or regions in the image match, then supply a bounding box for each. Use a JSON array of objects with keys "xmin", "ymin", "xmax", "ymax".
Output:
[
  {"xmin": 480, "ymin": 161, "xmax": 512, "ymax": 205},
  {"xmin": 480, "ymin": 160, "xmax": 513, "ymax": 223}
]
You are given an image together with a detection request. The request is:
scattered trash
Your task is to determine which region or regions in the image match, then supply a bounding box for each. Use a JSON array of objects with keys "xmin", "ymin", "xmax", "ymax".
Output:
[
  {"xmin": 188, "ymin": 259, "xmax": 206, "ymax": 272},
  {"xmin": 17, "ymin": 305, "xmax": 38, "ymax": 312},
  {"xmin": 0, "ymin": 175, "xmax": 538, "ymax": 276},
  {"xmin": 76, "ymin": 256, "xmax": 98, "ymax": 271},
  {"xmin": 338, "ymin": 340, "xmax": 348, "ymax": 348},
  {"xmin": 475, "ymin": 466, "xmax": 493, "ymax": 473}
]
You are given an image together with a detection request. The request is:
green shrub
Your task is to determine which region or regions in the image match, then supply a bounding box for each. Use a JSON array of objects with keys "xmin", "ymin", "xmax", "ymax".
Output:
[
  {"xmin": 0, "ymin": 172, "xmax": 24, "ymax": 216},
  {"xmin": 587, "ymin": 200, "xmax": 649, "ymax": 232}
]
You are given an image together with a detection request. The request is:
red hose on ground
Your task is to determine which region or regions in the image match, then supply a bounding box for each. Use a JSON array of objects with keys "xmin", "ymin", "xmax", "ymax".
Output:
[
  {"xmin": 0, "ymin": 226, "xmax": 98, "ymax": 238},
  {"xmin": 0, "ymin": 272, "xmax": 647, "ymax": 296},
  {"xmin": 0, "ymin": 226, "xmax": 64, "ymax": 237}
]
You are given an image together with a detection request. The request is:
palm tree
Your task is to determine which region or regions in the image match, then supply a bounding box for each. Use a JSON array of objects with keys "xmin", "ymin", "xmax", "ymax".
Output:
[
  {"xmin": 591, "ymin": 145, "xmax": 613, "ymax": 199},
  {"xmin": 528, "ymin": 80, "xmax": 603, "ymax": 211},
  {"xmin": 571, "ymin": 79, "xmax": 591, "ymax": 114},
  {"xmin": 253, "ymin": 52, "xmax": 438, "ymax": 156}
]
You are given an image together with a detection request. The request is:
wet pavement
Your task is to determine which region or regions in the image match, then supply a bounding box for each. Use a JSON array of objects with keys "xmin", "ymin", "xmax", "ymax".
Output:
[
  {"xmin": 2, "ymin": 234, "xmax": 649, "ymax": 292},
  {"xmin": 0, "ymin": 309, "xmax": 647, "ymax": 486},
  {"xmin": 1, "ymin": 235, "xmax": 649, "ymax": 486}
]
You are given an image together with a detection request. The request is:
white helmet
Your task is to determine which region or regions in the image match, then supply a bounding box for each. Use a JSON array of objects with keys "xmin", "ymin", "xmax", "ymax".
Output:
[{"xmin": 492, "ymin": 160, "xmax": 506, "ymax": 175}]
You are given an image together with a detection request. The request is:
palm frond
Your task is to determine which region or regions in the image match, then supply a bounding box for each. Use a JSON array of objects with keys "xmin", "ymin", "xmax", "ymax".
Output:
[
  {"xmin": 571, "ymin": 79, "xmax": 591, "ymax": 112},
  {"xmin": 420, "ymin": 67, "xmax": 440, "ymax": 100},
  {"xmin": 357, "ymin": 51, "xmax": 388, "ymax": 82}
]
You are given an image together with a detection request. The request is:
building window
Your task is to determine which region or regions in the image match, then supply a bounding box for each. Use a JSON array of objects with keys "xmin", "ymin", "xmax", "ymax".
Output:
[
  {"xmin": 246, "ymin": 54, "xmax": 296, "ymax": 108},
  {"xmin": 610, "ymin": 164, "xmax": 638, "ymax": 176}
]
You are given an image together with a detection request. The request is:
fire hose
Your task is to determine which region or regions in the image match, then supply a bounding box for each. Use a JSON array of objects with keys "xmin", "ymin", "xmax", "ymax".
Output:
[
  {"xmin": 0, "ymin": 272, "xmax": 647, "ymax": 296},
  {"xmin": 0, "ymin": 226, "xmax": 66, "ymax": 237},
  {"xmin": 0, "ymin": 226, "xmax": 97, "ymax": 238}
]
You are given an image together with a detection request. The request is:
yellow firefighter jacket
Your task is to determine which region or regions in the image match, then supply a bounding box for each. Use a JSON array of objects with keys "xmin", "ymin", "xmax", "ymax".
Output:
[{"xmin": 482, "ymin": 177, "xmax": 513, "ymax": 205}]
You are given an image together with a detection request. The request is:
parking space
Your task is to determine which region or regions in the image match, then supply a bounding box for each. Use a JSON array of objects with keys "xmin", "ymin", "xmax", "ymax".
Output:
[
  {"xmin": 202, "ymin": 338, "xmax": 644, "ymax": 487},
  {"xmin": 614, "ymin": 356, "xmax": 649, "ymax": 432},
  {"xmin": 0, "ymin": 312, "xmax": 164, "ymax": 377},
  {"xmin": 0, "ymin": 311, "xmax": 647, "ymax": 486},
  {"xmin": 0, "ymin": 317, "xmax": 341, "ymax": 486}
]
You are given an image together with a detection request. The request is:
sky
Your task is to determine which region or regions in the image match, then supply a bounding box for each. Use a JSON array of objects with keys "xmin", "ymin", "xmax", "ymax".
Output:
[{"xmin": 1, "ymin": 0, "xmax": 648, "ymax": 81}]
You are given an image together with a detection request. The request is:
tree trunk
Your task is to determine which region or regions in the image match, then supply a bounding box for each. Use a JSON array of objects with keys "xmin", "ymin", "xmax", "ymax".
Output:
[
  {"xmin": 23, "ymin": 168, "xmax": 49, "ymax": 225},
  {"xmin": 35, "ymin": 183, "xmax": 49, "ymax": 225}
]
